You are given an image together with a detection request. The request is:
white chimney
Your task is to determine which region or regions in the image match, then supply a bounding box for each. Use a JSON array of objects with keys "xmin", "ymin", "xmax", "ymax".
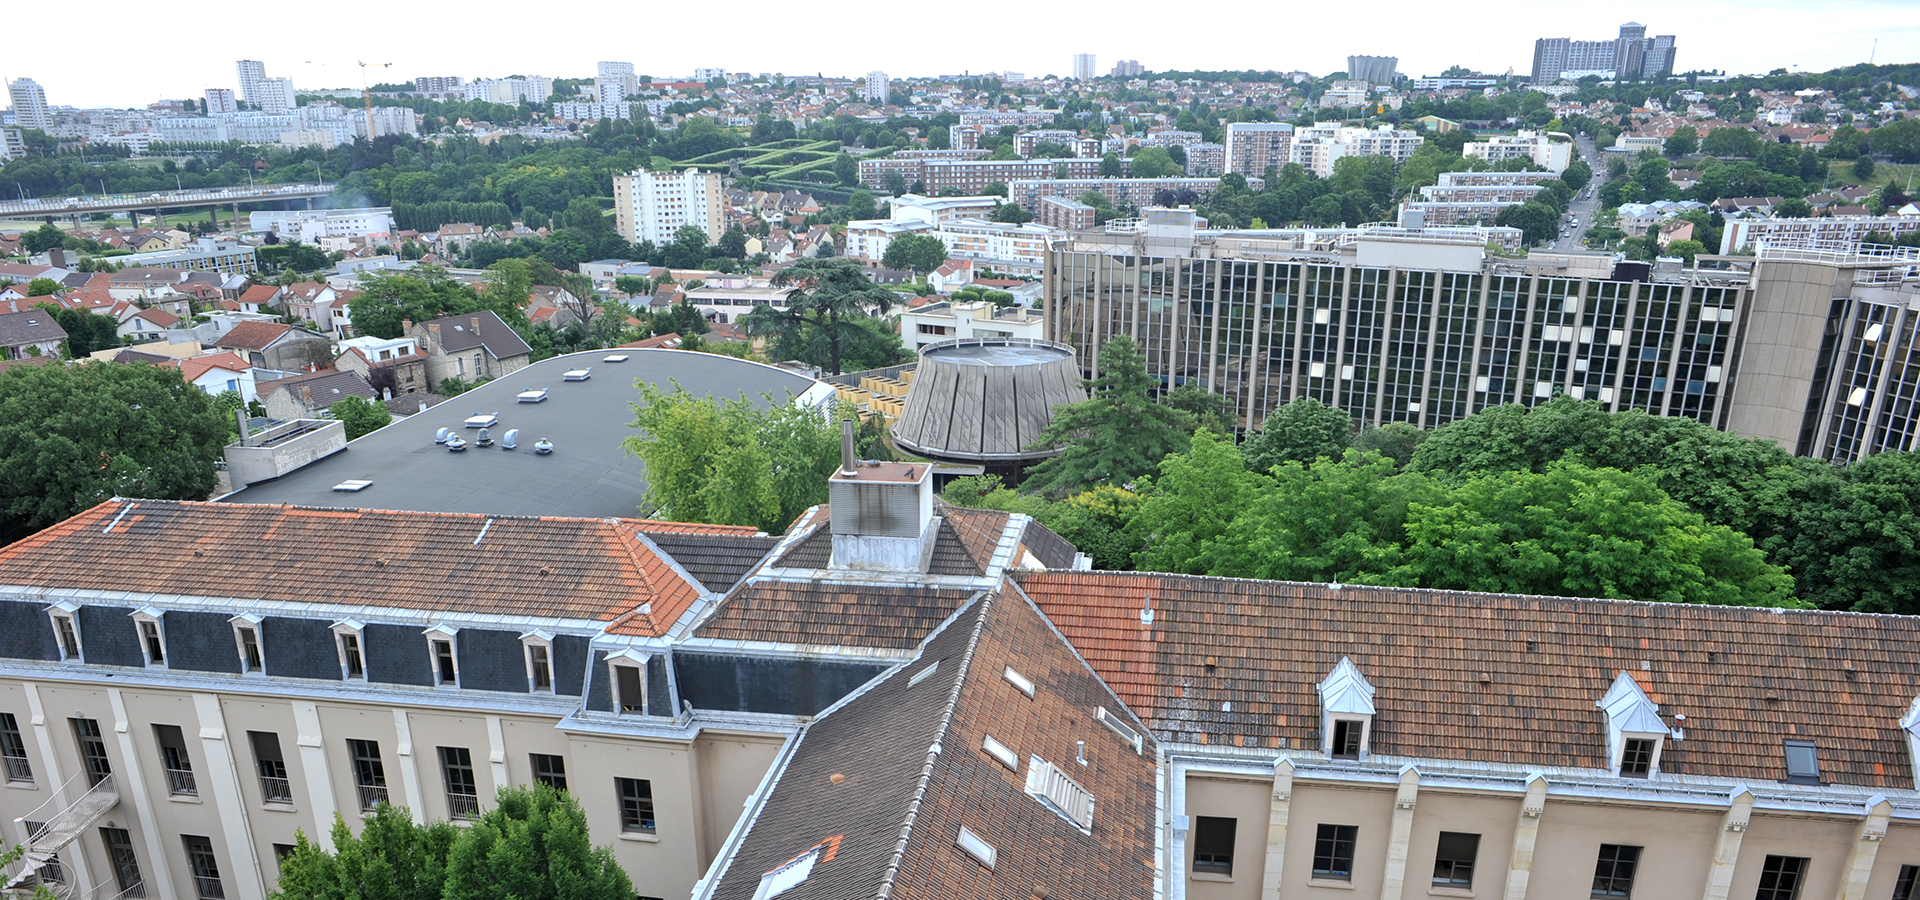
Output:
[{"xmin": 827, "ymin": 440, "xmax": 936, "ymax": 572}]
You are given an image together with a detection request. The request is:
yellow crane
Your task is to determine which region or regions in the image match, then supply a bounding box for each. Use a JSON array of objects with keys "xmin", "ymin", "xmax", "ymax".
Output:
[{"xmin": 358, "ymin": 61, "xmax": 393, "ymax": 142}]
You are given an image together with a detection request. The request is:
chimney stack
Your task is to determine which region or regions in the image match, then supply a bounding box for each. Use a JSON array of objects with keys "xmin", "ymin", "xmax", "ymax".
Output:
[
  {"xmin": 401, "ymin": 318, "xmax": 412, "ymax": 331},
  {"xmin": 840, "ymin": 418, "xmax": 857, "ymax": 476}
]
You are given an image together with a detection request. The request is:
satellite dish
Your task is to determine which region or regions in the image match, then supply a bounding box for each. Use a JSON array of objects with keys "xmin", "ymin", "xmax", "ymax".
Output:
[
  {"xmin": 435, "ymin": 427, "xmax": 451, "ymax": 444},
  {"xmin": 502, "ymin": 429, "xmax": 519, "ymax": 449}
]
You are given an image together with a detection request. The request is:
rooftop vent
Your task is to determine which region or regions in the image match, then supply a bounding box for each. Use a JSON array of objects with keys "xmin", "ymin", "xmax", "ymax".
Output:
[
  {"xmin": 603, "ymin": 354, "xmax": 630, "ymax": 362},
  {"xmin": 1025, "ymin": 757, "xmax": 1094, "ymax": 831},
  {"xmin": 563, "ymin": 368, "xmax": 592, "ymax": 382},
  {"xmin": 464, "ymin": 412, "xmax": 498, "ymax": 428},
  {"xmin": 434, "ymin": 427, "xmax": 451, "ymax": 444},
  {"xmin": 1096, "ymin": 707, "xmax": 1143, "ymax": 754},
  {"xmin": 331, "ymin": 479, "xmax": 374, "ymax": 492},
  {"xmin": 446, "ymin": 435, "xmax": 468, "ymax": 451},
  {"xmin": 517, "ymin": 389, "xmax": 548, "ymax": 403},
  {"xmin": 908, "ymin": 661, "xmax": 940, "ymax": 687},
  {"xmin": 502, "ymin": 429, "xmax": 519, "ymax": 450}
]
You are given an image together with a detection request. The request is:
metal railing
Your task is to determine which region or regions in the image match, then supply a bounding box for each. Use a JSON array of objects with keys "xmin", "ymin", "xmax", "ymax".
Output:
[
  {"xmin": 258, "ymin": 773, "xmax": 293, "ymax": 804},
  {"xmin": 355, "ymin": 784, "xmax": 389, "ymax": 811},
  {"xmin": 445, "ymin": 793, "xmax": 479, "ymax": 820},
  {"xmin": 163, "ymin": 767, "xmax": 196, "ymax": 796},
  {"xmin": 3, "ymin": 755, "xmax": 32, "ymax": 784},
  {"xmin": 191, "ymin": 874, "xmax": 225, "ymax": 900}
]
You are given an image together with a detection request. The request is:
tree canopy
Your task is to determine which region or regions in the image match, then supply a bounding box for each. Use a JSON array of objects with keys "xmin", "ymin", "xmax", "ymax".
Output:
[
  {"xmin": 747, "ymin": 258, "xmax": 903, "ymax": 375},
  {"xmin": 1019, "ymin": 335, "xmax": 1197, "ymax": 497},
  {"xmin": 0, "ymin": 361, "xmax": 227, "ymax": 544}
]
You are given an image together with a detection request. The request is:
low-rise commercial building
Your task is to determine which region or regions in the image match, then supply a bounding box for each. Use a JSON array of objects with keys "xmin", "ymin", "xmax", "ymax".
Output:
[{"xmin": 1462, "ymin": 130, "xmax": 1574, "ymax": 173}]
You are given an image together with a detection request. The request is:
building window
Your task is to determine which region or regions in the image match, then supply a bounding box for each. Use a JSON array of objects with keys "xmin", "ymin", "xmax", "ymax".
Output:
[
  {"xmin": 135, "ymin": 614, "xmax": 166, "ymax": 667},
  {"xmin": 184, "ymin": 835, "xmax": 223, "ymax": 900},
  {"xmin": 71, "ymin": 717, "xmax": 111, "ymax": 787},
  {"xmin": 439, "ymin": 746, "xmax": 478, "ymax": 820},
  {"xmin": 1620, "ymin": 738, "xmax": 1654, "ymax": 777},
  {"xmin": 1191, "ymin": 816, "xmax": 1235, "ymax": 877},
  {"xmin": 48, "ymin": 609, "xmax": 81, "ymax": 661},
  {"xmin": 1313, "ymin": 824, "xmax": 1357, "ymax": 881},
  {"xmin": 0, "ymin": 713, "xmax": 32, "ymax": 783},
  {"xmin": 1893, "ymin": 865, "xmax": 1918, "ymax": 900},
  {"xmin": 522, "ymin": 634, "xmax": 553, "ymax": 693},
  {"xmin": 231, "ymin": 617, "xmax": 263, "ymax": 673},
  {"xmin": 427, "ymin": 629, "xmax": 459, "ymax": 686},
  {"xmin": 154, "ymin": 724, "xmax": 196, "ymax": 796},
  {"xmin": 1433, "ymin": 832, "xmax": 1479, "ymax": 887},
  {"xmin": 1756, "ymin": 855, "xmax": 1809, "ymax": 900},
  {"xmin": 617, "ymin": 777, "xmax": 655, "ymax": 834},
  {"xmin": 247, "ymin": 731, "xmax": 293, "ymax": 805},
  {"xmin": 531, "ymin": 753, "xmax": 567, "ymax": 791},
  {"xmin": 1592, "ymin": 844, "xmax": 1641, "ymax": 898},
  {"xmin": 100, "ymin": 827, "xmax": 142, "ymax": 896},
  {"xmin": 348, "ymin": 739, "xmax": 388, "ymax": 811},
  {"xmin": 1783, "ymin": 741, "xmax": 1821, "ymax": 784},
  {"xmin": 612, "ymin": 658, "xmax": 646, "ymax": 713},
  {"xmin": 333, "ymin": 623, "xmax": 365, "ymax": 681},
  {"xmin": 1331, "ymin": 719, "xmax": 1363, "ymax": 759}
]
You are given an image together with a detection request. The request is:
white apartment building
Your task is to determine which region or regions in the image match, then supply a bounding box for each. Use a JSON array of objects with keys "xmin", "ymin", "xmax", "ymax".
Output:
[
  {"xmin": 235, "ymin": 61, "xmax": 293, "ymax": 113},
  {"xmin": 355, "ymin": 107, "xmax": 419, "ymax": 140},
  {"xmin": 692, "ymin": 67, "xmax": 726, "ymax": 82},
  {"xmin": 203, "ymin": 89, "xmax": 237, "ymax": 114},
  {"xmin": 1721, "ymin": 214, "xmax": 1920, "ymax": 254},
  {"xmin": 1072, "ymin": 53, "xmax": 1096, "ymax": 81},
  {"xmin": 596, "ymin": 61, "xmax": 638, "ymax": 97},
  {"xmin": 1288, "ymin": 122, "xmax": 1423, "ymax": 177},
  {"xmin": 613, "ymin": 169, "xmax": 724, "ymax": 246},
  {"xmin": 553, "ymin": 101, "xmax": 634, "ymax": 122},
  {"xmin": 900, "ymin": 300, "xmax": 1044, "ymax": 351},
  {"xmin": 1463, "ymin": 130, "xmax": 1574, "ymax": 173},
  {"xmin": 464, "ymin": 78, "xmax": 553, "ymax": 105},
  {"xmin": 6, "ymin": 78, "xmax": 50, "ymax": 131},
  {"xmin": 0, "ymin": 127, "xmax": 25, "ymax": 162},
  {"xmin": 1224, "ymin": 122, "xmax": 1294, "ymax": 176},
  {"xmin": 890, "ymin": 194, "xmax": 1002, "ymax": 226},
  {"xmin": 249, "ymin": 208, "xmax": 395, "ymax": 244},
  {"xmin": 932, "ymin": 219, "xmax": 1054, "ymax": 276},
  {"xmin": 862, "ymin": 71, "xmax": 889, "ymax": 102},
  {"xmin": 842, "ymin": 219, "xmax": 930, "ymax": 263},
  {"xmin": 1320, "ymin": 79, "xmax": 1371, "ymax": 108}
]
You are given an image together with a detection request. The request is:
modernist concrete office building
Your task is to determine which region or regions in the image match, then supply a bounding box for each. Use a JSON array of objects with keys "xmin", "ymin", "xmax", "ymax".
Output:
[{"xmin": 1045, "ymin": 210, "xmax": 1920, "ymax": 463}]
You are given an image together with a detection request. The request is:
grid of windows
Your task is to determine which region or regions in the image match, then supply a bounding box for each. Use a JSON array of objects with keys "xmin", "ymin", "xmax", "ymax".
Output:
[
  {"xmin": 1313, "ymin": 824, "xmax": 1357, "ymax": 880},
  {"xmin": 531, "ymin": 753, "xmax": 568, "ymax": 791},
  {"xmin": 1823, "ymin": 303, "xmax": 1897, "ymax": 462},
  {"xmin": 440, "ymin": 746, "xmax": 479, "ymax": 819},
  {"xmin": 1592, "ymin": 844, "xmax": 1641, "ymax": 899},
  {"xmin": 1755, "ymin": 855, "xmax": 1809, "ymax": 900},
  {"xmin": 0, "ymin": 712, "xmax": 32, "ymax": 783},
  {"xmin": 617, "ymin": 777, "xmax": 656, "ymax": 834},
  {"xmin": 1191, "ymin": 816, "xmax": 1235, "ymax": 876},
  {"xmin": 1432, "ymin": 832, "xmax": 1479, "ymax": 887}
]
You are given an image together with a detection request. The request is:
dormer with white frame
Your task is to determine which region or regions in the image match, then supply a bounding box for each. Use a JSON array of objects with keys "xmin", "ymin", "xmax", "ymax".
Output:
[
  {"xmin": 1318, "ymin": 657, "xmax": 1376, "ymax": 760},
  {"xmin": 331, "ymin": 620, "xmax": 367, "ymax": 681},
  {"xmin": 521, "ymin": 631, "xmax": 555, "ymax": 694},
  {"xmin": 1598, "ymin": 671, "xmax": 1671, "ymax": 778},
  {"xmin": 230, "ymin": 613, "xmax": 265, "ymax": 675},
  {"xmin": 130, "ymin": 607, "xmax": 167, "ymax": 668},
  {"xmin": 606, "ymin": 649, "xmax": 651, "ymax": 714},
  {"xmin": 424, "ymin": 624, "xmax": 460, "ymax": 687},
  {"xmin": 1901, "ymin": 693, "xmax": 1920, "ymax": 789},
  {"xmin": 45, "ymin": 602, "xmax": 82, "ymax": 663}
]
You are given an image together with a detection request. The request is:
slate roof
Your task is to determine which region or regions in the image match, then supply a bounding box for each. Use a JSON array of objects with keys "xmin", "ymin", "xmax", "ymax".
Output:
[
  {"xmin": 1015, "ymin": 571, "xmax": 1920, "ymax": 789},
  {"xmin": 641, "ymin": 531, "xmax": 781, "ymax": 592},
  {"xmin": 425, "ymin": 309, "xmax": 532, "ymax": 359},
  {"xmin": 708, "ymin": 590, "xmax": 1158, "ymax": 900},
  {"xmin": 0, "ymin": 500, "xmax": 748, "ymax": 632},
  {"xmin": 0, "ymin": 309, "xmax": 68, "ymax": 347},
  {"xmin": 259, "ymin": 370, "xmax": 376, "ymax": 407}
]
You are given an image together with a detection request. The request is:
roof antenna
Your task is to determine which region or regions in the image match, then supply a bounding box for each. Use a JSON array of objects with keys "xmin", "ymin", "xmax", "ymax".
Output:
[{"xmin": 839, "ymin": 417, "xmax": 858, "ymax": 477}]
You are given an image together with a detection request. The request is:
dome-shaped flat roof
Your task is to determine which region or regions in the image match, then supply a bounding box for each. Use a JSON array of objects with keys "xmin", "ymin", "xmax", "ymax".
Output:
[{"xmin": 893, "ymin": 338, "xmax": 1086, "ymax": 463}]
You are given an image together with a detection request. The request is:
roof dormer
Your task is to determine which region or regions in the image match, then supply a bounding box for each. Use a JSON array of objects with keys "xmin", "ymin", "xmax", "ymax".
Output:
[
  {"xmin": 1901, "ymin": 694, "xmax": 1920, "ymax": 789},
  {"xmin": 1598, "ymin": 672, "xmax": 1671, "ymax": 778},
  {"xmin": 1318, "ymin": 657, "xmax": 1376, "ymax": 761}
]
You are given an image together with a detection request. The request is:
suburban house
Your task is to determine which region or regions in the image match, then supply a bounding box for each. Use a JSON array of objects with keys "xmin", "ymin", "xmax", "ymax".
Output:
[
  {"xmin": 0, "ymin": 308, "xmax": 67, "ymax": 360},
  {"xmin": 407, "ymin": 310, "xmax": 532, "ymax": 385},
  {"xmin": 334, "ymin": 334, "xmax": 431, "ymax": 396},
  {"xmin": 213, "ymin": 320, "xmax": 333, "ymax": 371},
  {"xmin": 281, "ymin": 282, "xmax": 342, "ymax": 334},
  {"xmin": 105, "ymin": 268, "xmax": 193, "ymax": 302},
  {"xmin": 115, "ymin": 305, "xmax": 181, "ymax": 343},
  {"xmin": 255, "ymin": 367, "xmax": 379, "ymax": 420},
  {"xmin": 163, "ymin": 351, "xmax": 257, "ymax": 402},
  {"xmin": 232, "ymin": 283, "xmax": 284, "ymax": 314}
]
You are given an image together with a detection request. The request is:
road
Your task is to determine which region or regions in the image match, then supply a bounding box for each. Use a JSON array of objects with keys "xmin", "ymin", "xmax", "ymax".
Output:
[
  {"xmin": 1547, "ymin": 135, "xmax": 1609, "ymax": 254},
  {"xmin": 0, "ymin": 183, "xmax": 337, "ymax": 218}
]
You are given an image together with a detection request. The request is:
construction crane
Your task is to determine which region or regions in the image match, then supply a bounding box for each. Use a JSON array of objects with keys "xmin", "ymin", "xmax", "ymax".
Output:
[{"xmin": 358, "ymin": 61, "xmax": 393, "ymax": 142}]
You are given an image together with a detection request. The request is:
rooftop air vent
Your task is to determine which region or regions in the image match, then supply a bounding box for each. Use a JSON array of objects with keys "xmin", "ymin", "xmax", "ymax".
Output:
[
  {"xmin": 534, "ymin": 438, "xmax": 554, "ymax": 455},
  {"xmin": 475, "ymin": 428, "xmax": 494, "ymax": 447},
  {"xmin": 331, "ymin": 479, "xmax": 374, "ymax": 492},
  {"xmin": 464, "ymin": 412, "xmax": 498, "ymax": 428},
  {"xmin": 563, "ymin": 368, "xmax": 592, "ymax": 382},
  {"xmin": 517, "ymin": 389, "xmax": 548, "ymax": 403},
  {"xmin": 446, "ymin": 435, "xmax": 468, "ymax": 451},
  {"xmin": 603, "ymin": 354, "xmax": 630, "ymax": 362},
  {"xmin": 502, "ymin": 429, "xmax": 519, "ymax": 450},
  {"xmin": 434, "ymin": 427, "xmax": 451, "ymax": 444}
]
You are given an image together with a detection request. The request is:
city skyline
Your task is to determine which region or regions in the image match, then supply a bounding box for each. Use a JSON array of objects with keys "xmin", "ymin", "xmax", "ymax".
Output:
[{"xmin": 4, "ymin": 0, "xmax": 1916, "ymax": 109}]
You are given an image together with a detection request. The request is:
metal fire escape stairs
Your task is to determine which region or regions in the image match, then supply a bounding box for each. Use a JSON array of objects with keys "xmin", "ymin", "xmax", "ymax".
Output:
[{"xmin": 4, "ymin": 772, "xmax": 119, "ymax": 898}]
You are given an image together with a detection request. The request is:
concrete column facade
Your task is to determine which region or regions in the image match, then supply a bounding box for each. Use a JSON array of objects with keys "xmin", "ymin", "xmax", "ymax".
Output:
[
  {"xmin": 390, "ymin": 709, "xmax": 426, "ymax": 825},
  {"xmin": 107, "ymin": 688, "xmax": 174, "ymax": 897},
  {"xmin": 1382, "ymin": 765, "xmax": 1421, "ymax": 900},
  {"xmin": 1261, "ymin": 757, "xmax": 1294, "ymax": 897},
  {"xmin": 288, "ymin": 701, "xmax": 337, "ymax": 852},
  {"xmin": 1501, "ymin": 774, "xmax": 1548, "ymax": 900},
  {"xmin": 1836, "ymin": 795, "xmax": 1893, "ymax": 900},
  {"xmin": 1701, "ymin": 787, "xmax": 1754, "ymax": 900},
  {"xmin": 191, "ymin": 692, "xmax": 266, "ymax": 900}
]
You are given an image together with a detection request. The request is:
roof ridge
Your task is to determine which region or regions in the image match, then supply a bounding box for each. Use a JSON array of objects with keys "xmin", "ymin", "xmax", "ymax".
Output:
[{"xmin": 874, "ymin": 590, "xmax": 995, "ymax": 900}]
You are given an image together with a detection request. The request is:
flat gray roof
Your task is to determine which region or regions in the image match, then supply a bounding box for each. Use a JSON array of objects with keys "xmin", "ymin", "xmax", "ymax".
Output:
[{"xmin": 222, "ymin": 350, "xmax": 820, "ymax": 519}]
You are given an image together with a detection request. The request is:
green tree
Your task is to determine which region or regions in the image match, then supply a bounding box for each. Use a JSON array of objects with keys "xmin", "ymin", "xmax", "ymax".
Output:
[
  {"xmin": 613, "ymin": 275, "xmax": 650, "ymax": 297},
  {"xmin": 1664, "ymin": 238, "xmax": 1706, "ymax": 263},
  {"xmin": 1020, "ymin": 335, "xmax": 1196, "ymax": 497},
  {"xmin": 348, "ymin": 268, "xmax": 486, "ymax": 340},
  {"xmin": 35, "ymin": 302, "xmax": 120, "ymax": 357},
  {"xmin": 441, "ymin": 784, "xmax": 633, "ymax": 900},
  {"xmin": 748, "ymin": 258, "xmax": 900, "ymax": 375},
  {"xmin": 1664, "ymin": 125, "xmax": 1698, "ymax": 158},
  {"xmin": 23, "ymin": 277, "xmax": 61, "ymax": 298},
  {"xmin": 664, "ymin": 225, "xmax": 710, "ymax": 269},
  {"xmin": 1099, "ymin": 153, "xmax": 1124, "ymax": 177},
  {"xmin": 330, "ymin": 395, "xmax": 393, "ymax": 440},
  {"xmin": 1774, "ymin": 197, "xmax": 1813, "ymax": 218},
  {"xmin": 0, "ymin": 362, "xmax": 226, "ymax": 543},
  {"xmin": 21, "ymin": 223, "xmax": 63, "ymax": 253},
  {"xmin": 989, "ymin": 202, "xmax": 1034, "ymax": 224},
  {"xmin": 880, "ymin": 233, "xmax": 948, "ymax": 277},
  {"xmin": 846, "ymin": 189, "xmax": 876, "ymax": 221},
  {"xmin": 1778, "ymin": 452, "xmax": 1920, "ymax": 613},
  {"xmin": 1163, "ymin": 381, "xmax": 1232, "ymax": 434},
  {"xmin": 1854, "ymin": 156, "xmax": 1876, "ymax": 180},
  {"xmin": 270, "ymin": 805, "xmax": 459, "ymax": 900},
  {"xmin": 1129, "ymin": 147, "xmax": 1180, "ymax": 178},
  {"xmin": 1243, "ymin": 397, "xmax": 1354, "ymax": 473},
  {"xmin": 833, "ymin": 151, "xmax": 858, "ymax": 186},
  {"xmin": 1198, "ymin": 450, "xmax": 1440, "ymax": 583},
  {"xmin": 883, "ymin": 169, "xmax": 909, "ymax": 196},
  {"xmin": 1560, "ymin": 159, "xmax": 1593, "ymax": 192},
  {"xmin": 622, "ymin": 383, "xmax": 842, "ymax": 530},
  {"xmin": 1872, "ymin": 119, "xmax": 1920, "ymax": 163},
  {"xmin": 1350, "ymin": 422, "xmax": 1427, "ymax": 468},
  {"xmin": 1130, "ymin": 429, "xmax": 1271, "ymax": 573},
  {"xmin": 1496, "ymin": 200, "xmax": 1560, "ymax": 245}
]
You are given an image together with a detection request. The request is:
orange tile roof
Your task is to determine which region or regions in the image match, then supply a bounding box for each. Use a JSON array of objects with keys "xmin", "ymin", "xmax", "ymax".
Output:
[
  {"xmin": 176, "ymin": 352, "xmax": 250, "ymax": 381},
  {"xmin": 0, "ymin": 500, "xmax": 753, "ymax": 632},
  {"xmin": 217, "ymin": 320, "xmax": 294, "ymax": 351}
]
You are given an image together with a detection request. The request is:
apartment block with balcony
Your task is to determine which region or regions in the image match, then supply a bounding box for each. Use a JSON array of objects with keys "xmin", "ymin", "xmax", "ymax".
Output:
[
  {"xmin": 614, "ymin": 168, "xmax": 724, "ymax": 246},
  {"xmin": 1225, "ymin": 122, "xmax": 1296, "ymax": 176}
]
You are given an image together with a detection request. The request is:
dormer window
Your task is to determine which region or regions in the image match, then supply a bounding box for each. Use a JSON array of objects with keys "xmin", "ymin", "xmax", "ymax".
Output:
[
  {"xmin": 1318, "ymin": 657, "xmax": 1376, "ymax": 761},
  {"xmin": 1783, "ymin": 740, "xmax": 1821, "ymax": 785},
  {"xmin": 230, "ymin": 614, "xmax": 264, "ymax": 674},
  {"xmin": 46, "ymin": 604, "xmax": 82, "ymax": 662},
  {"xmin": 606, "ymin": 650, "xmax": 650, "ymax": 714},
  {"xmin": 131, "ymin": 608, "xmax": 166, "ymax": 668},
  {"xmin": 425, "ymin": 626, "xmax": 459, "ymax": 687},
  {"xmin": 1598, "ymin": 672, "xmax": 1670, "ymax": 778},
  {"xmin": 331, "ymin": 621, "xmax": 365, "ymax": 681},
  {"xmin": 521, "ymin": 631, "xmax": 554, "ymax": 693}
]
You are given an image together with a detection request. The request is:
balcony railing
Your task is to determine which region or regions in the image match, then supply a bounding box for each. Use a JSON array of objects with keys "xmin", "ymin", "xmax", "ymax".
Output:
[
  {"xmin": 446, "ymin": 793, "xmax": 479, "ymax": 820},
  {"xmin": 192, "ymin": 874, "xmax": 224, "ymax": 900},
  {"xmin": 3, "ymin": 755, "xmax": 32, "ymax": 783},
  {"xmin": 258, "ymin": 774, "xmax": 292, "ymax": 804},
  {"xmin": 164, "ymin": 767, "xmax": 196, "ymax": 796},
  {"xmin": 356, "ymin": 784, "xmax": 389, "ymax": 811}
]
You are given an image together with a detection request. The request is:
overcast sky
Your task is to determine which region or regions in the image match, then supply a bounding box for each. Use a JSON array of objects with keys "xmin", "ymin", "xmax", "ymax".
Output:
[{"xmin": 7, "ymin": 0, "xmax": 1919, "ymax": 109}]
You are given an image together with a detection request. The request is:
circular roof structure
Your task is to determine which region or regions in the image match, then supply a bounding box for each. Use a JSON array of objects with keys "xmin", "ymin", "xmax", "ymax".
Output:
[{"xmin": 892, "ymin": 338, "xmax": 1087, "ymax": 463}]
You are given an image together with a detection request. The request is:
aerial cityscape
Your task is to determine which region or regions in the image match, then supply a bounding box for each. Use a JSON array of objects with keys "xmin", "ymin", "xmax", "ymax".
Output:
[{"xmin": 4, "ymin": 9, "xmax": 1920, "ymax": 900}]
